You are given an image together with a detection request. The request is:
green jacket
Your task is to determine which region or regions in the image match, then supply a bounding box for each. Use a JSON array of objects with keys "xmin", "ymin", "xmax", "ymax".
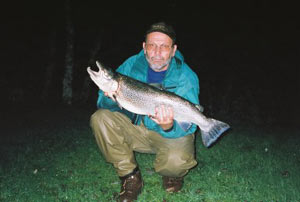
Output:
[{"xmin": 97, "ymin": 49, "xmax": 200, "ymax": 138}]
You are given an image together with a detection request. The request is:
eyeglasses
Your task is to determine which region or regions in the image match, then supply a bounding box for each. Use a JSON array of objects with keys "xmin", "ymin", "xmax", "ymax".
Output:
[{"xmin": 145, "ymin": 43, "xmax": 172, "ymax": 52}]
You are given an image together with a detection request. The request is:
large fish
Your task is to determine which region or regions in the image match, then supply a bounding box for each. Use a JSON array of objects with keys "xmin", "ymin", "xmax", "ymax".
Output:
[{"xmin": 87, "ymin": 61, "xmax": 229, "ymax": 147}]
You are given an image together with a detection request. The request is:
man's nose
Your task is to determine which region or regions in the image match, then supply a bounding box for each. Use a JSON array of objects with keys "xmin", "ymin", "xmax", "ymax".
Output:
[{"xmin": 154, "ymin": 46, "xmax": 162, "ymax": 55}]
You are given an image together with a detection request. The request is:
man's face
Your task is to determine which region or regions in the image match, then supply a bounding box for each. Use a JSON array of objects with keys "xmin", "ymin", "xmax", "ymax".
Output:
[{"xmin": 143, "ymin": 32, "xmax": 177, "ymax": 72}]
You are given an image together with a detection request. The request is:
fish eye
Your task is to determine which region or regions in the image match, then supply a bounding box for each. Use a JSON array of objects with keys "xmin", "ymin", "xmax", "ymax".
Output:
[{"xmin": 103, "ymin": 71, "xmax": 112, "ymax": 79}]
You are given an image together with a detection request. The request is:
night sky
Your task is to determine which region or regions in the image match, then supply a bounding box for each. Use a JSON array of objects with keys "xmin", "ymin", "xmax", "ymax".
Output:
[{"xmin": 1, "ymin": 1, "xmax": 299, "ymax": 124}]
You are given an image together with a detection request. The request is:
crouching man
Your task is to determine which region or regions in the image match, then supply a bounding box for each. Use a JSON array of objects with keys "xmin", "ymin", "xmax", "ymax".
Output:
[{"xmin": 90, "ymin": 22, "xmax": 200, "ymax": 201}]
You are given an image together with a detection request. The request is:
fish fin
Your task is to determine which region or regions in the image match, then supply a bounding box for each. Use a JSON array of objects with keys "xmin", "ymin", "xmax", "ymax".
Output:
[
  {"xmin": 195, "ymin": 104, "xmax": 204, "ymax": 112},
  {"xmin": 107, "ymin": 93, "xmax": 122, "ymax": 109},
  {"xmin": 117, "ymin": 103, "xmax": 123, "ymax": 110},
  {"xmin": 200, "ymin": 119, "xmax": 230, "ymax": 147},
  {"xmin": 149, "ymin": 83, "xmax": 163, "ymax": 90},
  {"xmin": 114, "ymin": 96, "xmax": 123, "ymax": 110},
  {"xmin": 178, "ymin": 122, "xmax": 192, "ymax": 131},
  {"xmin": 107, "ymin": 92, "xmax": 116, "ymax": 102}
]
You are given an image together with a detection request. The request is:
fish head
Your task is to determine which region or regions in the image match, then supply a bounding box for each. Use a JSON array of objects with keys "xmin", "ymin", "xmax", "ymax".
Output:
[{"xmin": 87, "ymin": 61, "xmax": 118, "ymax": 93}]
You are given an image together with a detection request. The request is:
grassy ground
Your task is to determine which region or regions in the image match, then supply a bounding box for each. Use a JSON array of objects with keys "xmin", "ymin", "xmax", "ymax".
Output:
[{"xmin": 0, "ymin": 106, "xmax": 299, "ymax": 201}]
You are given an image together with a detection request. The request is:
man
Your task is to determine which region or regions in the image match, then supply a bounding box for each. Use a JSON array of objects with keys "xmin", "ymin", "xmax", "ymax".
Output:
[{"xmin": 90, "ymin": 22, "xmax": 200, "ymax": 202}]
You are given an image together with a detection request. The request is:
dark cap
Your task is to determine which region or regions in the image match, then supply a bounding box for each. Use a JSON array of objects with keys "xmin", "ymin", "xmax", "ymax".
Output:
[{"xmin": 145, "ymin": 22, "xmax": 176, "ymax": 43}]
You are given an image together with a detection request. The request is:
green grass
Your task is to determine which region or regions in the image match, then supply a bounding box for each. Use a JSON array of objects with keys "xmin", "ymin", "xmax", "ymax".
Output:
[{"xmin": 1, "ymin": 107, "xmax": 299, "ymax": 201}]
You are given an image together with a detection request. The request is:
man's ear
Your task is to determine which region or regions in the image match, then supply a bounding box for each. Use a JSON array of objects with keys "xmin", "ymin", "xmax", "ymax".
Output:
[
  {"xmin": 172, "ymin": 44, "xmax": 177, "ymax": 56},
  {"xmin": 143, "ymin": 42, "xmax": 146, "ymax": 54}
]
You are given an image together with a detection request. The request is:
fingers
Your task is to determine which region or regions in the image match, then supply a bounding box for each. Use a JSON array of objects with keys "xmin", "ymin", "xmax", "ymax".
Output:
[
  {"xmin": 168, "ymin": 106, "xmax": 174, "ymax": 119},
  {"xmin": 160, "ymin": 105, "xmax": 173, "ymax": 122},
  {"xmin": 149, "ymin": 107, "xmax": 159, "ymax": 123},
  {"xmin": 150, "ymin": 105, "xmax": 173, "ymax": 123},
  {"xmin": 160, "ymin": 105, "xmax": 169, "ymax": 122},
  {"xmin": 148, "ymin": 105, "xmax": 174, "ymax": 131}
]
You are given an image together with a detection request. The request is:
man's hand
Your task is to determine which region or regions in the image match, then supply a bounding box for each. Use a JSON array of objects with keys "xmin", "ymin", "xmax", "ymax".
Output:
[{"xmin": 149, "ymin": 105, "xmax": 174, "ymax": 131}]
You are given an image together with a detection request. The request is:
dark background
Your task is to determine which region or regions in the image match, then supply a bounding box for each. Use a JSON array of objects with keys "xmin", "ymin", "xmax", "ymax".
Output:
[{"xmin": 1, "ymin": 1, "xmax": 299, "ymax": 125}]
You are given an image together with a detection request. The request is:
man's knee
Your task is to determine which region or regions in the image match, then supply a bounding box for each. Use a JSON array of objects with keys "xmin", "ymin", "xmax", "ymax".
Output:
[
  {"xmin": 90, "ymin": 109, "xmax": 119, "ymax": 132},
  {"xmin": 90, "ymin": 109, "xmax": 118, "ymax": 141},
  {"xmin": 90, "ymin": 109, "xmax": 109, "ymax": 124},
  {"xmin": 167, "ymin": 149, "xmax": 195, "ymax": 167},
  {"xmin": 155, "ymin": 149, "xmax": 197, "ymax": 177}
]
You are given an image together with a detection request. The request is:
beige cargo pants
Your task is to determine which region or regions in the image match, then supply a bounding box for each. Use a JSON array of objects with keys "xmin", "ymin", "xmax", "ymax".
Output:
[{"xmin": 90, "ymin": 109, "xmax": 197, "ymax": 177}]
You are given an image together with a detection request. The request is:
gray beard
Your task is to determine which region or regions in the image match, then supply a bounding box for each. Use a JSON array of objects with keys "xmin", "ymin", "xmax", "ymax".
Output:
[{"xmin": 146, "ymin": 55, "xmax": 172, "ymax": 72}]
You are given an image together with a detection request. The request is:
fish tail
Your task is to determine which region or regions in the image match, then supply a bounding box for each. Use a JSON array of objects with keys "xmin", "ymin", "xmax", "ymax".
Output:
[{"xmin": 200, "ymin": 119, "xmax": 230, "ymax": 147}]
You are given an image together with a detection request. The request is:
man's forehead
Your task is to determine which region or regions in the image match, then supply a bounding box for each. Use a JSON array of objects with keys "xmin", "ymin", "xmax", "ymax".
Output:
[{"xmin": 146, "ymin": 32, "xmax": 173, "ymax": 44}]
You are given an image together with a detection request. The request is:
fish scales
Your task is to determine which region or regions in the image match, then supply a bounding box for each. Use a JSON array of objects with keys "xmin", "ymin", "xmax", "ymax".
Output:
[{"xmin": 116, "ymin": 74, "xmax": 207, "ymax": 127}]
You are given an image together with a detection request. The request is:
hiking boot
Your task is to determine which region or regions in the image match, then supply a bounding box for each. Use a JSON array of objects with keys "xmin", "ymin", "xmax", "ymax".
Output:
[
  {"xmin": 162, "ymin": 176, "xmax": 184, "ymax": 193},
  {"xmin": 118, "ymin": 167, "xmax": 143, "ymax": 202}
]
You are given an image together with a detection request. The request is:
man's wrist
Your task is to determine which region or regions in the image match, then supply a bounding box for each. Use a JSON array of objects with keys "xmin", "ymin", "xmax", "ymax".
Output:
[{"xmin": 163, "ymin": 124, "xmax": 174, "ymax": 132}]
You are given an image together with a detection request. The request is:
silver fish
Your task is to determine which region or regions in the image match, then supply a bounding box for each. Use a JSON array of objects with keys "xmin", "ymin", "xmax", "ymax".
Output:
[{"xmin": 87, "ymin": 61, "xmax": 230, "ymax": 147}]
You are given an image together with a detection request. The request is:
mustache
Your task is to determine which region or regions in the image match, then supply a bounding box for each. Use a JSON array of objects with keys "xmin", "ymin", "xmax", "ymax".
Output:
[{"xmin": 151, "ymin": 56, "xmax": 164, "ymax": 60}]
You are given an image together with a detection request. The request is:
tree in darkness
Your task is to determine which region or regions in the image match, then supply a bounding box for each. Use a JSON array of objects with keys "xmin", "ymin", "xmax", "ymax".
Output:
[{"xmin": 62, "ymin": 0, "xmax": 74, "ymax": 105}]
